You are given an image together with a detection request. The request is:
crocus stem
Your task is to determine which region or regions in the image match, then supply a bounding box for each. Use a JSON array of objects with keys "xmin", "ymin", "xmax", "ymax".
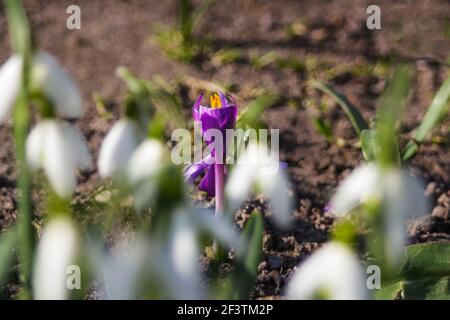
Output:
[{"xmin": 214, "ymin": 163, "xmax": 224, "ymax": 214}]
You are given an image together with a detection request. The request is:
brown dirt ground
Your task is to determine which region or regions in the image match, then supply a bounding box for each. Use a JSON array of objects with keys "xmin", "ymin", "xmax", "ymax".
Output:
[{"xmin": 0, "ymin": 0, "xmax": 449, "ymax": 299}]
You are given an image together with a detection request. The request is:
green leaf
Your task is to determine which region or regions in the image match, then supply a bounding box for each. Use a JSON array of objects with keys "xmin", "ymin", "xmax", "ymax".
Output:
[
  {"xmin": 402, "ymin": 76, "xmax": 450, "ymax": 161},
  {"xmin": 374, "ymin": 281, "xmax": 404, "ymax": 300},
  {"xmin": 237, "ymin": 93, "xmax": 278, "ymax": 130},
  {"xmin": 227, "ymin": 211, "xmax": 264, "ymax": 300},
  {"xmin": 4, "ymin": 0, "xmax": 32, "ymax": 56},
  {"xmin": 403, "ymin": 277, "xmax": 450, "ymax": 300},
  {"xmin": 402, "ymin": 242, "xmax": 450, "ymax": 279},
  {"xmin": 309, "ymin": 80, "xmax": 368, "ymax": 136},
  {"xmin": 375, "ymin": 67, "xmax": 410, "ymax": 167},
  {"xmin": 0, "ymin": 228, "xmax": 17, "ymax": 288},
  {"xmin": 360, "ymin": 129, "xmax": 377, "ymax": 162},
  {"xmin": 313, "ymin": 117, "xmax": 333, "ymax": 141}
]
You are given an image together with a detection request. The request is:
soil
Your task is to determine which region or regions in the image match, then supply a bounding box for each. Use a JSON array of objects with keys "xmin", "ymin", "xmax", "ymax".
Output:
[{"xmin": 0, "ymin": 0, "xmax": 449, "ymax": 299}]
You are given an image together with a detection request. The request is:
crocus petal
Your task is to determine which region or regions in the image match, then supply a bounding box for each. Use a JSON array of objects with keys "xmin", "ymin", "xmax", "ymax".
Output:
[
  {"xmin": 286, "ymin": 243, "xmax": 368, "ymax": 300},
  {"xmin": 330, "ymin": 164, "xmax": 381, "ymax": 216},
  {"xmin": 32, "ymin": 52, "xmax": 83, "ymax": 118},
  {"xmin": 0, "ymin": 55, "xmax": 22, "ymax": 122},
  {"xmin": 183, "ymin": 153, "xmax": 213, "ymax": 183},
  {"xmin": 98, "ymin": 119, "xmax": 139, "ymax": 178},
  {"xmin": 199, "ymin": 165, "xmax": 216, "ymax": 196},
  {"xmin": 127, "ymin": 139, "xmax": 165, "ymax": 185},
  {"xmin": 33, "ymin": 217, "xmax": 78, "ymax": 300},
  {"xmin": 192, "ymin": 94, "xmax": 203, "ymax": 121}
]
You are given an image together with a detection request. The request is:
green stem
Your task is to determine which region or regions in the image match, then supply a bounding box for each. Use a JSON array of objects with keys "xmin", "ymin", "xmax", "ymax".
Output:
[{"xmin": 14, "ymin": 51, "xmax": 34, "ymax": 300}]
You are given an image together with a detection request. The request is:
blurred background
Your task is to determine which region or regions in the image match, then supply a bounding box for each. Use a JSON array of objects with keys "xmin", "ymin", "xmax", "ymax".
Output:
[{"xmin": 0, "ymin": 0, "xmax": 449, "ymax": 298}]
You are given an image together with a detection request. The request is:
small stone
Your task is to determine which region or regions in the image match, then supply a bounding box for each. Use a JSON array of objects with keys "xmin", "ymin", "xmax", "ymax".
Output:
[
  {"xmin": 425, "ymin": 182, "xmax": 436, "ymax": 196},
  {"xmin": 432, "ymin": 206, "xmax": 448, "ymax": 219},
  {"xmin": 95, "ymin": 190, "xmax": 112, "ymax": 203},
  {"xmin": 267, "ymin": 255, "xmax": 283, "ymax": 269}
]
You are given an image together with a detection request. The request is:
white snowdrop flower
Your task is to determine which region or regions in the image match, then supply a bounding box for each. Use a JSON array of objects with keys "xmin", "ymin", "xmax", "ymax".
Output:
[
  {"xmin": 31, "ymin": 52, "xmax": 83, "ymax": 118},
  {"xmin": 160, "ymin": 212, "xmax": 202, "ymax": 299},
  {"xmin": 98, "ymin": 119, "xmax": 140, "ymax": 178},
  {"xmin": 225, "ymin": 143, "xmax": 292, "ymax": 227},
  {"xmin": 127, "ymin": 139, "xmax": 165, "ymax": 185},
  {"xmin": 0, "ymin": 55, "xmax": 22, "ymax": 122},
  {"xmin": 0, "ymin": 52, "xmax": 83, "ymax": 122},
  {"xmin": 286, "ymin": 243, "xmax": 368, "ymax": 300},
  {"xmin": 33, "ymin": 217, "xmax": 79, "ymax": 300},
  {"xmin": 98, "ymin": 238, "xmax": 147, "ymax": 300},
  {"xmin": 26, "ymin": 119, "xmax": 93, "ymax": 198},
  {"xmin": 330, "ymin": 163, "xmax": 427, "ymax": 262},
  {"xmin": 127, "ymin": 139, "xmax": 166, "ymax": 210}
]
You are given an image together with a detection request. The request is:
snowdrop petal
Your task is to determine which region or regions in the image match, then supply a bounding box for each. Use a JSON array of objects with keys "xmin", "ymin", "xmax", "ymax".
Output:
[
  {"xmin": 384, "ymin": 170, "xmax": 427, "ymax": 263},
  {"xmin": 0, "ymin": 55, "xmax": 22, "ymax": 122},
  {"xmin": 127, "ymin": 139, "xmax": 165, "ymax": 185},
  {"xmin": 26, "ymin": 120, "xmax": 92, "ymax": 198},
  {"xmin": 100, "ymin": 238, "xmax": 147, "ymax": 300},
  {"xmin": 260, "ymin": 170, "xmax": 292, "ymax": 228},
  {"xmin": 26, "ymin": 121, "xmax": 47, "ymax": 171},
  {"xmin": 331, "ymin": 164, "xmax": 381, "ymax": 216},
  {"xmin": 286, "ymin": 243, "xmax": 367, "ymax": 300},
  {"xmin": 98, "ymin": 119, "xmax": 139, "ymax": 178},
  {"xmin": 165, "ymin": 213, "xmax": 202, "ymax": 299},
  {"xmin": 33, "ymin": 217, "xmax": 78, "ymax": 300},
  {"xmin": 42, "ymin": 121, "xmax": 78, "ymax": 197},
  {"xmin": 63, "ymin": 122, "xmax": 93, "ymax": 170},
  {"xmin": 225, "ymin": 144, "xmax": 262, "ymax": 212},
  {"xmin": 190, "ymin": 208, "xmax": 240, "ymax": 248},
  {"xmin": 32, "ymin": 52, "xmax": 83, "ymax": 118}
]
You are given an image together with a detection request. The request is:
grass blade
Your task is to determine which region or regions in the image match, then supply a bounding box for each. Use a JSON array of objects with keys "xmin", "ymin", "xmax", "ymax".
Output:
[
  {"xmin": 309, "ymin": 80, "xmax": 368, "ymax": 136},
  {"xmin": 402, "ymin": 75, "xmax": 450, "ymax": 161}
]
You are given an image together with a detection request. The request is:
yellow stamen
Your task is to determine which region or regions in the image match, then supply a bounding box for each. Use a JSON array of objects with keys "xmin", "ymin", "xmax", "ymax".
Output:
[{"xmin": 210, "ymin": 93, "xmax": 221, "ymax": 109}]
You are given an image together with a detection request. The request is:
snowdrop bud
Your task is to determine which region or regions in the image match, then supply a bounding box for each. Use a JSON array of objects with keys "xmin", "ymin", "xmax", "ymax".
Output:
[
  {"xmin": 0, "ymin": 55, "xmax": 22, "ymax": 122},
  {"xmin": 331, "ymin": 164, "xmax": 381, "ymax": 216},
  {"xmin": 100, "ymin": 238, "xmax": 147, "ymax": 300},
  {"xmin": 33, "ymin": 217, "xmax": 79, "ymax": 300},
  {"xmin": 166, "ymin": 213, "xmax": 202, "ymax": 299},
  {"xmin": 32, "ymin": 52, "xmax": 83, "ymax": 118},
  {"xmin": 98, "ymin": 119, "xmax": 140, "ymax": 178},
  {"xmin": 330, "ymin": 164, "xmax": 427, "ymax": 264},
  {"xmin": 26, "ymin": 120, "xmax": 92, "ymax": 198},
  {"xmin": 127, "ymin": 139, "xmax": 165, "ymax": 185},
  {"xmin": 286, "ymin": 243, "xmax": 368, "ymax": 300},
  {"xmin": 226, "ymin": 143, "xmax": 292, "ymax": 227}
]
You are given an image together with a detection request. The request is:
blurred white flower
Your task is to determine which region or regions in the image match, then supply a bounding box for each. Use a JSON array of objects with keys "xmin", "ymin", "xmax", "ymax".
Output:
[
  {"xmin": 98, "ymin": 119, "xmax": 140, "ymax": 178},
  {"xmin": 0, "ymin": 52, "xmax": 83, "ymax": 122},
  {"xmin": 225, "ymin": 143, "xmax": 292, "ymax": 227},
  {"xmin": 97, "ymin": 238, "xmax": 147, "ymax": 300},
  {"xmin": 0, "ymin": 55, "xmax": 22, "ymax": 122},
  {"xmin": 31, "ymin": 52, "xmax": 83, "ymax": 118},
  {"xmin": 286, "ymin": 243, "xmax": 368, "ymax": 300},
  {"xmin": 330, "ymin": 163, "xmax": 427, "ymax": 262},
  {"xmin": 127, "ymin": 139, "xmax": 166, "ymax": 209},
  {"xmin": 26, "ymin": 119, "xmax": 92, "ymax": 198},
  {"xmin": 158, "ymin": 212, "xmax": 203, "ymax": 299},
  {"xmin": 33, "ymin": 217, "xmax": 79, "ymax": 300},
  {"xmin": 127, "ymin": 139, "xmax": 165, "ymax": 184}
]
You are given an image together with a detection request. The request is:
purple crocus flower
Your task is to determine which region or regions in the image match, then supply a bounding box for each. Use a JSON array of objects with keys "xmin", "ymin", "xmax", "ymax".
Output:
[{"xmin": 184, "ymin": 92, "xmax": 238, "ymax": 199}]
